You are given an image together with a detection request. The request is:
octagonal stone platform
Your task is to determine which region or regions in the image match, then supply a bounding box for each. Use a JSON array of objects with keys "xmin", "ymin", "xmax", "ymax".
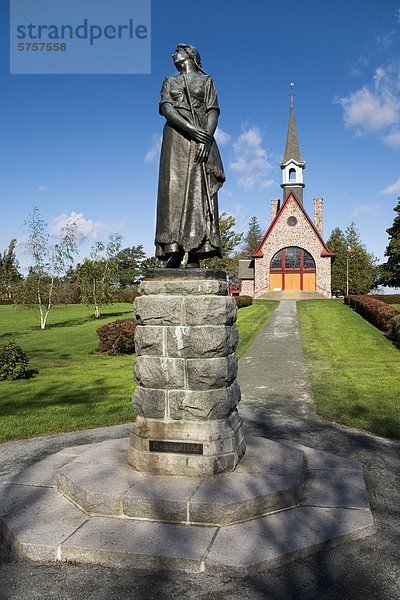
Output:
[
  {"xmin": 57, "ymin": 437, "xmax": 305, "ymax": 525},
  {"xmin": 0, "ymin": 437, "xmax": 375, "ymax": 575}
]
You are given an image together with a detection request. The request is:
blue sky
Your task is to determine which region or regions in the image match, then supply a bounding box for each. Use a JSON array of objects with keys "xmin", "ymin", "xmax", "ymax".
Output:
[{"xmin": 1, "ymin": 0, "xmax": 400, "ymax": 271}]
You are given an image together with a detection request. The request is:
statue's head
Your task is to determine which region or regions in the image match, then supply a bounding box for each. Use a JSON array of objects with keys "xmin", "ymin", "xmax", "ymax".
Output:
[{"xmin": 174, "ymin": 43, "xmax": 204, "ymax": 73}]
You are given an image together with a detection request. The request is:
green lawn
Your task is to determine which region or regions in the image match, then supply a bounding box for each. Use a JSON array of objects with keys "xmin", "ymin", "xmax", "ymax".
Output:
[
  {"xmin": 0, "ymin": 304, "xmax": 135, "ymax": 442},
  {"xmin": 298, "ymin": 300, "xmax": 400, "ymax": 439},
  {"xmin": 0, "ymin": 300, "xmax": 277, "ymax": 442}
]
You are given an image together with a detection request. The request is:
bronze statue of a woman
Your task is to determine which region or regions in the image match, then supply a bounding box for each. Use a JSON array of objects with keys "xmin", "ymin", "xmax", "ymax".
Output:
[{"xmin": 155, "ymin": 44, "xmax": 225, "ymax": 268}]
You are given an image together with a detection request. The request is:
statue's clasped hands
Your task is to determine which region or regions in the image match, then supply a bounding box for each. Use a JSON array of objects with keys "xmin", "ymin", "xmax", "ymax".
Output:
[{"xmin": 189, "ymin": 125, "xmax": 212, "ymax": 164}]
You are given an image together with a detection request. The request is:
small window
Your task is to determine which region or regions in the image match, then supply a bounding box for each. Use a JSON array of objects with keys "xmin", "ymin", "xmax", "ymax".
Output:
[
  {"xmin": 289, "ymin": 168, "xmax": 296, "ymax": 181},
  {"xmin": 287, "ymin": 216, "xmax": 297, "ymax": 227}
]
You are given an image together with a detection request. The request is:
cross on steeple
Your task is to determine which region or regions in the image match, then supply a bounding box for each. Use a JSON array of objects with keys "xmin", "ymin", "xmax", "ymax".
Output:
[{"xmin": 289, "ymin": 82, "xmax": 295, "ymax": 108}]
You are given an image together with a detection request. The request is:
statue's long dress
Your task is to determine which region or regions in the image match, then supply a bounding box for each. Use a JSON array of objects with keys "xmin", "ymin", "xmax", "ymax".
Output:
[{"xmin": 155, "ymin": 73, "xmax": 225, "ymax": 260}]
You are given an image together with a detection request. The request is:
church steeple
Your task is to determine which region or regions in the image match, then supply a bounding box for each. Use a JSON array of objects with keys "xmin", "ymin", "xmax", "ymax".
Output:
[{"xmin": 280, "ymin": 86, "xmax": 306, "ymax": 205}]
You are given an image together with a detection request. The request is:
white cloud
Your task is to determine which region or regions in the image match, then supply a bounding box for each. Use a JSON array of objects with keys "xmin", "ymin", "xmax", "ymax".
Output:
[
  {"xmin": 230, "ymin": 126, "xmax": 274, "ymax": 191},
  {"xmin": 37, "ymin": 184, "xmax": 48, "ymax": 192},
  {"xmin": 336, "ymin": 63, "xmax": 400, "ymax": 145},
  {"xmin": 145, "ymin": 134, "xmax": 162, "ymax": 163},
  {"xmin": 396, "ymin": 8, "xmax": 400, "ymax": 23},
  {"xmin": 51, "ymin": 212, "xmax": 103, "ymax": 242},
  {"xmin": 338, "ymin": 85, "xmax": 399, "ymax": 133},
  {"xmin": 379, "ymin": 176, "xmax": 400, "ymax": 195},
  {"xmin": 214, "ymin": 127, "xmax": 231, "ymax": 146},
  {"xmin": 383, "ymin": 131, "xmax": 400, "ymax": 148},
  {"xmin": 351, "ymin": 204, "xmax": 381, "ymax": 219}
]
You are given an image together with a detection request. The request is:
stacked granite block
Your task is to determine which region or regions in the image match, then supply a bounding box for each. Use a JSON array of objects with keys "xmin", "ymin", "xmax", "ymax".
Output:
[{"xmin": 128, "ymin": 270, "xmax": 246, "ymax": 476}]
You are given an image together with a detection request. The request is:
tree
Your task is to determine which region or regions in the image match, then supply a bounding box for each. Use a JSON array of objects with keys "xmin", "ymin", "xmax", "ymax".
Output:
[
  {"xmin": 327, "ymin": 222, "xmax": 377, "ymax": 295},
  {"xmin": 202, "ymin": 212, "xmax": 243, "ymax": 278},
  {"xmin": 76, "ymin": 233, "xmax": 122, "ymax": 318},
  {"xmin": 242, "ymin": 216, "xmax": 263, "ymax": 256},
  {"xmin": 326, "ymin": 227, "xmax": 347, "ymax": 295},
  {"xmin": 116, "ymin": 245, "xmax": 146, "ymax": 287},
  {"xmin": 18, "ymin": 208, "xmax": 78, "ymax": 329},
  {"xmin": 0, "ymin": 239, "xmax": 22, "ymax": 300},
  {"xmin": 379, "ymin": 197, "xmax": 400, "ymax": 288},
  {"xmin": 141, "ymin": 256, "xmax": 163, "ymax": 271}
]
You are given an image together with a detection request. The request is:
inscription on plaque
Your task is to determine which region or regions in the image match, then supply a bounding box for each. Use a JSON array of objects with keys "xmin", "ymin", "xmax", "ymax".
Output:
[{"xmin": 149, "ymin": 440, "xmax": 203, "ymax": 455}]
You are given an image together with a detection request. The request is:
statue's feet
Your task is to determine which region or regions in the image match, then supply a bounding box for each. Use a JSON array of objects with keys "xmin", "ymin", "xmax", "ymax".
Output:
[
  {"xmin": 165, "ymin": 251, "xmax": 184, "ymax": 268},
  {"xmin": 186, "ymin": 251, "xmax": 200, "ymax": 269}
]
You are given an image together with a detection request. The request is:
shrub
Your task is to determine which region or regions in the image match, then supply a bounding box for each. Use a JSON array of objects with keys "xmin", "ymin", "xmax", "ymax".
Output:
[
  {"xmin": 391, "ymin": 315, "xmax": 400, "ymax": 347},
  {"xmin": 235, "ymin": 295, "xmax": 253, "ymax": 308},
  {"xmin": 0, "ymin": 342, "xmax": 30, "ymax": 381},
  {"xmin": 96, "ymin": 318, "xmax": 137, "ymax": 355},
  {"xmin": 55, "ymin": 283, "xmax": 82, "ymax": 304},
  {"xmin": 344, "ymin": 295, "xmax": 400, "ymax": 334},
  {"xmin": 113, "ymin": 286, "xmax": 140, "ymax": 303}
]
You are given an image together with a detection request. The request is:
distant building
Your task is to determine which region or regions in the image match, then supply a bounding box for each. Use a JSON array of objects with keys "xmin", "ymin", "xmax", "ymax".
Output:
[{"xmin": 239, "ymin": 95, "xmax": 333, "ymax": 298}]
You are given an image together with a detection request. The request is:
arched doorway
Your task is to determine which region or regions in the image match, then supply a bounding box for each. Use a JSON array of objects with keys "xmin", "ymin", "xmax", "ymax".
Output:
[{"xmin": 269, "ymin": 247, "xmax": 316, "ymax": 291}]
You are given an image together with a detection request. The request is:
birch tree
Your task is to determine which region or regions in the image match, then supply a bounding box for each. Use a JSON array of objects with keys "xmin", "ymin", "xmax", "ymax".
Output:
[
  {"xmin": 76, "ymin": 233, "xmax": 122, "ymax": 318},
  {"xmin": 19, "ymin": 208, "xmax": 78, "ymax": 329}
]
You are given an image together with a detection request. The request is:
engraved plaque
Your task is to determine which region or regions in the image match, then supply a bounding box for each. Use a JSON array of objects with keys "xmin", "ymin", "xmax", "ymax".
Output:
[{"xmin": 149, "ymin": 440, "xmax": 203, "ymax": 455}]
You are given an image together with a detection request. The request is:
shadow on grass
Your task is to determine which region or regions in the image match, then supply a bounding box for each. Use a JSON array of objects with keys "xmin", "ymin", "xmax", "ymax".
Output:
[
  {"xmin": 0, "ymin": 377, "xmax": 134, "ymax": 430},
  {"xmin": 332, "ymin": 404, "xmax": 400, "ymax": 440},
  {"xmin": 28, "ymin": 309, "xmax": 133, "ymax": 331}
]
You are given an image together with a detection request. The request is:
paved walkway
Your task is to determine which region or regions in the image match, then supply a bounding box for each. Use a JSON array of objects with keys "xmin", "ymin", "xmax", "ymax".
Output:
[{"xmin": 1, "ymin": 301, "xmax": 400, "ymax": 599}]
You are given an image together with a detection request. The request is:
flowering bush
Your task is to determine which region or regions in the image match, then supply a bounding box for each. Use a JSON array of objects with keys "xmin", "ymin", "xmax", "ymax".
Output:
[{"xmin": 96, "ymin": 318, "xmax": 137, "ymax": 355}]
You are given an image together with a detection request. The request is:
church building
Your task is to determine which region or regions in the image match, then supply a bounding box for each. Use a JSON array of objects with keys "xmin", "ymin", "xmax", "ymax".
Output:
[{"xmin": 239, "ymin": 96, "xmax": 333, "ymax": 298}]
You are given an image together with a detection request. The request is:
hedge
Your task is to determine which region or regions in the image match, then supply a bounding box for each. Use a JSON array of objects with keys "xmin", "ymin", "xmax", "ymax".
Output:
[
  {"xmin": 344, "ymin": 295, "xmax": 400, "ymax": 346},
  {"xmin": 369, "ymin": 294, "xmax": 400, "ymax": 305}
]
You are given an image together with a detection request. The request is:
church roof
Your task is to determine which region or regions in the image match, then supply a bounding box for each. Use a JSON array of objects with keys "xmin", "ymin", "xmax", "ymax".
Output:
[
  {"xmin": 281, "ymin": 104, "xmax": 304, "ymax": 166},
  {"xmin": 252, "ymin": 192, "xmax": 334, "ymax": 259},
  {"xmin": 238, "ymin": 259, "xmax": 255, "ymax": 280}
]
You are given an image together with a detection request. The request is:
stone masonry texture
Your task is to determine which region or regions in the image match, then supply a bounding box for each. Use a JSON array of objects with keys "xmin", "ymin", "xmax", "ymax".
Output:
[{"xmin": 130, "ymin": 271, "xmax": 245, "ymax": 475}]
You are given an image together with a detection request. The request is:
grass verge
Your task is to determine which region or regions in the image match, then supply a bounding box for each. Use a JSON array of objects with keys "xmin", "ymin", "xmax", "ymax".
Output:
[
  {"xmin": 236, "ymin": 300, "xmax": 278, "ymax": 357},
  {"xmin": 298, "ymin": 299, "xmax": 400, "ymax": 439},
  {"xmin": 0, "ymin": 300, "xmax": 277, "ymax": 442}
]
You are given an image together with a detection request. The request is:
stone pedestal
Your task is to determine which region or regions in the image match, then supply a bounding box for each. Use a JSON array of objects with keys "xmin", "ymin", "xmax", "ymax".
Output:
[{"xmin": 128, "ymin": 269, "xmax": 246, "ymax": 476}]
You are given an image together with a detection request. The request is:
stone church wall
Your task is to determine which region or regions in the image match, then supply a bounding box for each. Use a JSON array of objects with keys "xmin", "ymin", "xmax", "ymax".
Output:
[{"xmin": 253, "ymin": 196, "xmax": 331, "ymax": 298}]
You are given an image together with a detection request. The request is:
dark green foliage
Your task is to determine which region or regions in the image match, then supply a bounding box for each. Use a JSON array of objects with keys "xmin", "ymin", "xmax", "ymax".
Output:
[
  {"xmin": 379, "ymin": 197, "xmax": 400, "ymax": 288},
  {"xmin": 0, "ymin": 239, "xmax": 22, "ymax": 300},
  {"xmin": 0, "ymin": 342, "xmax": 30, "ymax": 381},
  {"xmin": 96, "ymin": 318, "xmax": 137, "ymax": 355},
  {"xmin": 203, "ymin": 212, "xmax": 243, "ymax": 278},
  {"xmin": 141, "ymin": 256, "xmax": 163, "ymax": 270},
  {"xmin": 242, "ymin": 216, "xmax": 263, "ymax": 256},
  {"xmin": 235, "ymin": 295, "xmax": 253, "ymax": 308},
  {"xmin": 344, "ymin": 295, "xmax": 400, "ymax": 334},
  {"xmin": 116, "ymin": 246, "xmax": 146, "ymax": 287},
  {"xmin": 327, "ymin": 223, "xmax": 378, "ymax": 295}
]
